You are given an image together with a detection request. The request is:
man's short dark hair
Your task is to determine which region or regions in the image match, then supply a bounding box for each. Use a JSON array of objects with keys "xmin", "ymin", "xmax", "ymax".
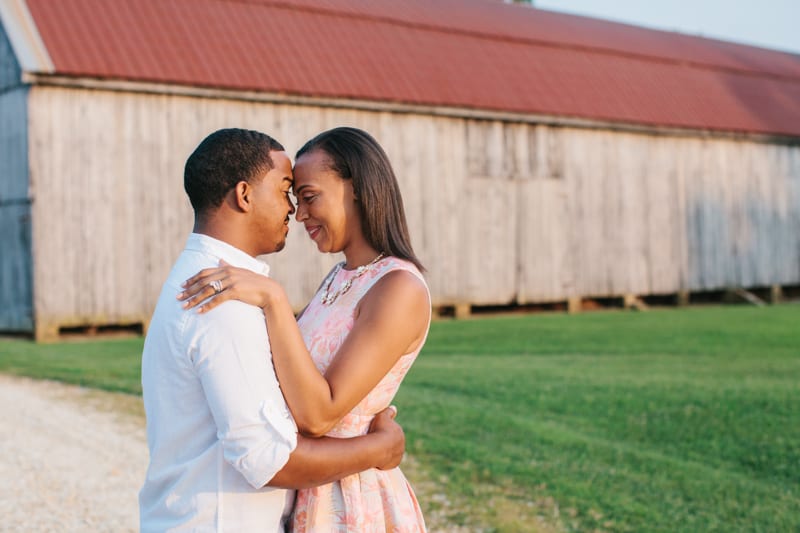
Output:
[{"xmin": 184, "ymin": 128, "xmax": 285, "ymax": 214}]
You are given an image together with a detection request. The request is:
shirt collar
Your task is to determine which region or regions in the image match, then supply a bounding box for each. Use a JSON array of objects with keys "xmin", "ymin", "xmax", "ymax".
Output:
[{"xmin": 185, "ymin": 233, "xmax": 271, "ymax": 276}]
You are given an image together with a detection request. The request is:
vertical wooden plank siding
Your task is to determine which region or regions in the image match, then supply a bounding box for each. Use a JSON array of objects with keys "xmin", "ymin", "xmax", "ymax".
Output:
[
  {"xmin": 23, "ymin": 86, "xmax": 800, "ymax": 334},
  {"xmin": 0, "ymin": 87, "xmax": 33, "ymax": 331},
  {"xmin": 0, "ymin": 20, "xmax": 29, "ymax": 329}
]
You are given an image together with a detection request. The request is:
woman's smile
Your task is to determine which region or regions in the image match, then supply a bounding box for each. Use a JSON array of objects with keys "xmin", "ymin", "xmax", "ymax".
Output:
[{"xmin": 306, "ymin": 224, "xmax": 322, "ymax": 240}]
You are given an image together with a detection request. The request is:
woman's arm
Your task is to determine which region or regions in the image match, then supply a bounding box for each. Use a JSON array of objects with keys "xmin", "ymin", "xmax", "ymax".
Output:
[
  {"xmin": 263, "ymin": 270, "xmax": 429, "ymax": 436},
  {"xmin": 179, "ymin": 263, "xmax": 430, "ymax": 437}
]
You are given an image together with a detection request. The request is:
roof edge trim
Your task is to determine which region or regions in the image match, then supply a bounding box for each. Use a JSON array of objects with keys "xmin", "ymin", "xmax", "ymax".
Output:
[
  {"xmin": 22, "ymin": 73, "xmax": 800, "ymax": 146},
  {"xmin": 0, "ymin": 0, "xmax": 53, "ymax": 73}
]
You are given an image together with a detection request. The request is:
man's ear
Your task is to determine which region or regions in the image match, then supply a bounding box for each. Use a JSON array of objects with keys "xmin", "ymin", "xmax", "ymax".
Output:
[{"xmin": 233, "ymin": 181, "xmax": 251, "ymax": 212}]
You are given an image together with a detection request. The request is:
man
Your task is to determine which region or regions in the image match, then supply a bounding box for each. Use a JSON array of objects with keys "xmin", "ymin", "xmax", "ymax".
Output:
[{"xmin": 139, "ymin": 129, "xmax": 404, "ymax": 532}]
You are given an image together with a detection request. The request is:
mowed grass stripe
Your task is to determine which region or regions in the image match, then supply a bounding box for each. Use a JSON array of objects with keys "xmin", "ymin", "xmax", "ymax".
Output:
[
  {"xmin": 399, "ymin": 371, "xmax": 798, "ymax": 531},
  {"xmin": 424, "ymin": 305, "xmax": 799, "ymax": 357},
  {"xmin": 407, "ymin": 353, "xmax": 798, "ymax": 479},
  {"xmin": 0, "ymin": 337, "xmax": 143, "ymax": 394},
  {"xmin": 402, "ymin": 380, "xmax": 793, "ymax": 490}
]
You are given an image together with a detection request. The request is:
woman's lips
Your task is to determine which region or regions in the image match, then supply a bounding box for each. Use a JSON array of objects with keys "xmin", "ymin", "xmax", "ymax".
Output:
[{"xmin": 306, "ymin": 225, "xmax": 321, "ymax": 240}]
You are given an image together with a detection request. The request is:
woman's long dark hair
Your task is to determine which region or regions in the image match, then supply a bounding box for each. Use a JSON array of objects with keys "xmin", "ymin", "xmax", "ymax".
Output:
[{"xmin": 296, "ymin": 127, "xmax": 425, "ymax": 272}]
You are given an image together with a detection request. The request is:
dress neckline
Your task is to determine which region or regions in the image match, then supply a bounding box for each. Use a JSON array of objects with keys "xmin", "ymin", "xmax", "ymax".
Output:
[{"xmin": 338, "ymin": 256, "xmax": 389, "ymax": 277}]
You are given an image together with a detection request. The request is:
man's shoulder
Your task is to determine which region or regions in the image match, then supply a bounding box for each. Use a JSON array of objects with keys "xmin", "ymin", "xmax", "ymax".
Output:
[
  {"xmin": 186, "ymin": 295, "xmax": 269, "ymax": 348},
  {"xmin": 164, "ymin": 249, "xmax": 218, "ymax": 291},
  {"xmin": 151, "ymin": 247, "xmax": 270, "ymax": 342},
  {"xmin": 148, "ymin": 250, "xmax": 258, "ymax": 332},
  {"xmin": 197, "ymin": 299, "xmax": 266, "ymax": 327}
]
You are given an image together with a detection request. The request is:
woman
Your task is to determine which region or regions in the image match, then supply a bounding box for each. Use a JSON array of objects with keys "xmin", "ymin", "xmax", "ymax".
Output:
[{"xmin": 179, "ymin": 127, "xmax": 430, "ymax": 532}]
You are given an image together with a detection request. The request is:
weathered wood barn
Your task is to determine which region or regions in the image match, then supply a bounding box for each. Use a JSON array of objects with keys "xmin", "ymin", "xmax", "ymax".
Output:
[{"xmin": 1, "ymin": 0, "xmax": 799, "ymax": 340}]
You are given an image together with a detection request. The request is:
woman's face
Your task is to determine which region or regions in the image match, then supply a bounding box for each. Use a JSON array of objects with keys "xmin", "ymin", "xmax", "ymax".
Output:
[{"xmin": 292, "ymin": 149, "xmax": 362, "ymax": 253}]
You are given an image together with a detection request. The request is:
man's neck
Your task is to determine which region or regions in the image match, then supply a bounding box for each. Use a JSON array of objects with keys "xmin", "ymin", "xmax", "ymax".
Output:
[{"xmin": 193, "ymin": 219, "xmax": 256, "ymax": 258}]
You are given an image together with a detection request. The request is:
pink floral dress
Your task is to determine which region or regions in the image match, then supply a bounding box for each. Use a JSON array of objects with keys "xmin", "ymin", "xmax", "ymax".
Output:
[{"xmin": 291, "ymin": 256, "xmax": 429, "ymax": 533}]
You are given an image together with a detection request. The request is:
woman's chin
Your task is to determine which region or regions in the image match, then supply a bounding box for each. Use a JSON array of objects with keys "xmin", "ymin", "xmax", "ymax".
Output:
[{"xmin": 315, "ymin": 242, "xmax": 343, "ymax": 255}]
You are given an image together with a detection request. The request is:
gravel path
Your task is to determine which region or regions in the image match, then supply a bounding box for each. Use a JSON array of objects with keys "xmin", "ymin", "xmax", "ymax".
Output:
[{"xmin": 0, "ymin": 375, "xmax": 146, "ymax": 532}]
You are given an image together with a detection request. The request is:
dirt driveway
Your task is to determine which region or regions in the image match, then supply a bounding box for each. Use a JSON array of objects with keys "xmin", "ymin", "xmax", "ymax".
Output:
[{"xmin": 0, "ymin": 374, "xmax": 146, "ymax": 532}]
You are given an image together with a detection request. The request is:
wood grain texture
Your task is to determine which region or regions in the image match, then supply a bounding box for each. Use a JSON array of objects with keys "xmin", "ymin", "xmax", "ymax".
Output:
[
  {"xmin": 0, "ymin": 87, "xmax": 32, "ymax": 330},
  {"xmin": 11, "ymin": 85, "xmax": 800, "ymax": 335}
]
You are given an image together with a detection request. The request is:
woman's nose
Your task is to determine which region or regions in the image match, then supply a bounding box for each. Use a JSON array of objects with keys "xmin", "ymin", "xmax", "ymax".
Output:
[{"xmin": 295, "ymin": 204, "xmax": 307, "ymax": 222}]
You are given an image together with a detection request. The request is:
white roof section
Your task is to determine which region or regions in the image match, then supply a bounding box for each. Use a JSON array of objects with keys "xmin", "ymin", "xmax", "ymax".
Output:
[{"xmin": 0, "ymin": 0, "xmax": 52, "ymax": 73}]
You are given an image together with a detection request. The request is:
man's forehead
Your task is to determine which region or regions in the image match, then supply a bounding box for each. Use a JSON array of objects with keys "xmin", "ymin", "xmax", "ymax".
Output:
[
  {"xmin": 269, "ymin": 150, "xmax": 293, "ymax": 176},
  {"xmin": 270, "ymin": 149, "xmax": 291, "ymax": 164}
]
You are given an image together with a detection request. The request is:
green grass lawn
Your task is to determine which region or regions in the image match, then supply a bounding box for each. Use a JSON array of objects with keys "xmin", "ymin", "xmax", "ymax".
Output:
[
  {"xmin": 1, "ymin": 304, "xmax": 799, "ymax": 532},
  {"xmin": 0, "ymin": 336, "xmax": 144, "ymax": 394}
]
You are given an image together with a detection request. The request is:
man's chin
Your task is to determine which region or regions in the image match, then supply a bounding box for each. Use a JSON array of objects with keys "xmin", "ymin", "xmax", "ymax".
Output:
[{"xmin": 258, "ymin": 240, "xmax": 286, "ymax": 256}]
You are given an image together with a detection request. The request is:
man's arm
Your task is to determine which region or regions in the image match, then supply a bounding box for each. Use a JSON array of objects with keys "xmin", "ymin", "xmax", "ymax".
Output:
[
  {"xmin": 192, "ymin": 303, "xmax": 299, "ymax": 489},
  {"xmin": 268, "ymin": 406, "xmax": 404, "ymax": 489},
  {"xmin": 192, "ymin": 302, "xmax": 404, "ymax": 490}
]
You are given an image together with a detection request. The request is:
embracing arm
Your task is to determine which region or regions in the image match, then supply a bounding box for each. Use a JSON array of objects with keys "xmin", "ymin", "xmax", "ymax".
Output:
[
  {"xmin": 264, "ymin": 270, "xmax": 429, "ymax": 436},
  {"xmin": 267, "ymin": 406, "xmax": 404, "ymax": 489},
  {"xmin": 178, "ymin": 262, "xmax": 430, "ymax": 437}
]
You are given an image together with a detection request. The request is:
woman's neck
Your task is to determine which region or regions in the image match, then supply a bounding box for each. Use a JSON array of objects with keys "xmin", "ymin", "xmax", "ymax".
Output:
[{"xmin": 342, "ymin": 241, "xmax": 382, "ymax": 271}]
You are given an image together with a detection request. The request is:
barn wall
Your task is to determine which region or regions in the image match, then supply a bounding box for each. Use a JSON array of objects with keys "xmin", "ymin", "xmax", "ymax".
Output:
[
  {"xmin": 0, "ymin": 21, "xmax": 21, "ymax": 91},
  {"xmin": 482, "ymin": 125, "xmax": 800, "ymax": 302},
  {"xmin": 27, "ymin": 86, "xmax": 469, "ymax": 337},
  {"xmin": 26, "ymin": 85, "xmax": 800, "ymax": 336},
  {"xmin": 26, "ymin": 87, "xmax": 500, "ymax": 333},
  {"xmin": 0, "ymin": 86, "xmax": 32, "ymax": 331}
]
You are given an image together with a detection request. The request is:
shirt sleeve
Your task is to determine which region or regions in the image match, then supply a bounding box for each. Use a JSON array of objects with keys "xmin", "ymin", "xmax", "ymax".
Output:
[{"xmin": 188, "ymin": 300, "xmax": 298, "ymax": 489}]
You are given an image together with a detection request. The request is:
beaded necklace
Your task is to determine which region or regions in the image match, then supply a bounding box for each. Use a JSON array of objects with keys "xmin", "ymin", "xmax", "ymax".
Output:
[{"xmin": 320, "ymin": 253, "xmax": 385, "ymax": 305}]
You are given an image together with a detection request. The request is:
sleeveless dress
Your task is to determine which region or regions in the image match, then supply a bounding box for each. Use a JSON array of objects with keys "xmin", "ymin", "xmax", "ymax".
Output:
[{"xmin": 291, "ymin": 256, "xmax": 429, "ymax": 533}]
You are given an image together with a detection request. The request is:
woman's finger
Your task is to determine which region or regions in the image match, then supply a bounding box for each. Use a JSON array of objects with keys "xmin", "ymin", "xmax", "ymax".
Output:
[
  {"xmin": 181, "ymin": 277, "xmax": 230, "ymax": 308},
  {"xmin": 178, "ymin": 273, "xmax": 228, "ymax": 301},
  {"xmin": 181, "ymin": 288, "xmax": 214, "ymax": 309},
  {"xmin": 196, "ymin": 290, "xmax": 235, "ymax": 314},
  {"xmin": 178, "ymin": 281, "xmax": 208, "ymax": 301},
  {"xmin": 182, "ymin": 281, "xmax": 224, "ymax": 309},
  {"xmin": 180, "ymin": 274, "xmax": 215, "ymax": 297}
]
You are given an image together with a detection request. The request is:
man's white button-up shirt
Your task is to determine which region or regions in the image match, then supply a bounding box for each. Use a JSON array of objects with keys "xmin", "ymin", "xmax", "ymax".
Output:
[{"xmin": 139, "ymin": 233, "xmax": 298, "ymax": 532}]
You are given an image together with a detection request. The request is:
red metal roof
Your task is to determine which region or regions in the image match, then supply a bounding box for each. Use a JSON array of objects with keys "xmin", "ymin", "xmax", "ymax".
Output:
[{"xmin": 20, "ymin": 0, "xmax": 800, "ymax": 137}]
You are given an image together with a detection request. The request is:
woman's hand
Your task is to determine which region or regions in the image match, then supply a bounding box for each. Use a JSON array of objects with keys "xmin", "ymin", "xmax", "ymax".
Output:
[{"xmin": 178, "ymin": 260, "xmax": 284, "ymax": 313}]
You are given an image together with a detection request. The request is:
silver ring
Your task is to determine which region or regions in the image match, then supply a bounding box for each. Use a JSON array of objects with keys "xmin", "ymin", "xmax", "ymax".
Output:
[{"xmin": 210, "ymin": 279, "xmax": 223, "ymax": 294}]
